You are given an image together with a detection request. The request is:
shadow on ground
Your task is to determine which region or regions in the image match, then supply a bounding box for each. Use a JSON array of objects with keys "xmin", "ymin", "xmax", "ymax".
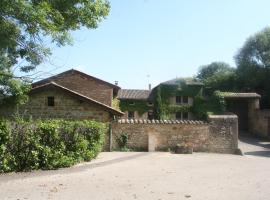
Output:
[
  {"xmin": 244, "ymin": 151, "xmax": 270, "ymax": 157},
  {"xmin": 0, "ymin": 152, "xmax": 149, "ymax": 182},
  {"xmin": 239, "ymin": 134, "xmax": 270, "ymax": 158}
]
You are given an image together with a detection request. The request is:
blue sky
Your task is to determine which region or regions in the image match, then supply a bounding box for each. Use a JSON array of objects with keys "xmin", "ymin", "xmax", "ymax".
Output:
[{"xmin": 36, "ymin": 0, "xmax": 270, "ymax": 89}]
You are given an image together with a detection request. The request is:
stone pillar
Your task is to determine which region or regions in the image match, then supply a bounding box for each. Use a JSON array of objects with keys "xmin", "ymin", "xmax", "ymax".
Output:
[
  {"xmin": 208, "ymin": 114, "xmax": 238, "ymax": 153},
  {"xmin": 248, "ymin": 99, "xmax": 260, "ymax": 134}
]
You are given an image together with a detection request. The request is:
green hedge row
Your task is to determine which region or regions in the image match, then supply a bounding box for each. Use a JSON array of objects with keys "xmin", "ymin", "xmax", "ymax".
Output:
[{"xmin": 0, "ymin": 119, "xmax": 106, "ymax": 173}]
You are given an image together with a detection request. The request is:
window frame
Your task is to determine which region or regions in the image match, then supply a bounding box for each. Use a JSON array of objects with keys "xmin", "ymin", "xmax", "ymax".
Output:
[
  {"xmin": 47, "ymin": 96, "xmax": 55, "ymax": 107},
  {"xmin": 182, "ymin": 112, "xmax": 189, "ymax": 120},
  {"xmin": 128, "ymin": 111, "xmax": 135, "ymax": 119},
  {"xmin": 175, "ymin": 96, "xmax": 182, "ymax": 104},
  {"xmin": 175, "ymin": 112, "xmax": 182, "ymax": 120},
  {"xmin": 182, "ymin": 96, "xmax": 189, "ymax": 104}
]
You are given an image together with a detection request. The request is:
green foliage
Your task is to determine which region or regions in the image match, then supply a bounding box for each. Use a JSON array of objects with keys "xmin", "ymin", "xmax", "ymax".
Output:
[
  {"xmin": 235, "ymin": 27, "xmax": 270, "ymax": 108},
  {"xmin": 168, "ymin": 105, "xmax": 192, "ymax": 113},
  {"xmin": 192, "ymin": 91, "xmax": 226, "ymax": 120},
  {"xmin": 0, "ymin": 119, "xmax": 106, "ymax": 173},
  {"xmin": 0, "ymin": 120, "xmax": 13, "ymax": 172},
  {"xmin": 116, "ymin": 133, "xmax": 129, "ymax": 151},
  {"xmin": 154, "ymin": 83, "xmax": 203, "ymax": 120},
  {"xmin": 197, "ymin": 62, "xmax": 236, "ymax": 95},
  {"xmin": 0, "ymin": 0, "xmax": 110, "ymax": 106},
  {"xmin": 120, "ymin": 100, "xmax": 152, "ymax": 116},
  {"xmin": 112, "ymin": 97, "xmax": 120, "ymax": 111}
]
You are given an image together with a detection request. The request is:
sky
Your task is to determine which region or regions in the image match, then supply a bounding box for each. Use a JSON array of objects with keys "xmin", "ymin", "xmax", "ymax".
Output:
[{"xmin": 36, "ymin": 0, "xmax": 270, "ymax": 89}]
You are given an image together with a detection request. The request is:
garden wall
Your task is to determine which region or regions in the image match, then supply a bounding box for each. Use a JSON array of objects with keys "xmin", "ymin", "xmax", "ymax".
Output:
[
  {"xmin": 110, "ymin": 114, "xmax": 238, "ymax": 154},
  {"xmin": 249, "ymin": 109, "xmax": 270, "ymax": 138}
]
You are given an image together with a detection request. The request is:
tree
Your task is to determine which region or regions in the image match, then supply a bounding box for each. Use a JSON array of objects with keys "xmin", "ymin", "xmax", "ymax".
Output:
[
  {"xmin": 0, "ymin": 0, "xmax": 110, "ymax": 105},
  {"xmin": 235, "ymin": 27, "xmax": 270, "ymax": 108},
  {"xmin": 197, "ymin": 62, "xmax": 236, "ymax": 95}
]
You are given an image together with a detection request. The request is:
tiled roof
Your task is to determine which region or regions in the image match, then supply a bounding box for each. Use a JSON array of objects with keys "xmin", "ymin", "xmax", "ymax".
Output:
[
  {"xmin": 220, "ymin": 92, "xmax": 261, "ymax": 99},
  {"xmin": 161, "ymin": 77, "xmax": 203, "ymax": 86},
  {"xmin": 116, "ymin": 119, "xmax": 207, "ymax": 125},
  {"xmin": 30, "ymin": 82, "xmax": 124, "ymax": 116},
  {"xmin": 117, "ymin": 89, "xmax": 151, "ymax": 100},
  {"xmin": 32, "ymin": 69, "xmax": 120, "ymax": 91}
]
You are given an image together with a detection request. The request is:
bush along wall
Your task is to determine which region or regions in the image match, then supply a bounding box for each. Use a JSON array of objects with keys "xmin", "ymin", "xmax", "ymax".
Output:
[{"xmin": 0, "ymin": 119, "xmax": 106, "ymax": 173}]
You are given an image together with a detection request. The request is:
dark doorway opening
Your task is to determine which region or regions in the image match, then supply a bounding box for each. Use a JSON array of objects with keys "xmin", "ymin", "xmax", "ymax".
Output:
[
  {"xmin": 268, "ymin": 118, "xmax": 270, "ymax": 138},
  {"xmin": 226, "ymin": 99, "xmax": 249, "ymax": 132}
]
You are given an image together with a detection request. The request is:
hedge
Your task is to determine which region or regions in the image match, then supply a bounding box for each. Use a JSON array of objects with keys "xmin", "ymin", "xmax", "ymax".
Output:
[{"xmin": 0, "ymin": 119, "xmax": 106, "ymax": 173}]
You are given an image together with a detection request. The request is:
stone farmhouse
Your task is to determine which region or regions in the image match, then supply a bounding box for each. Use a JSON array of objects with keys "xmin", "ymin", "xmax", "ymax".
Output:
[
  {"xmin": 0, "ymin": 69, "xmax": 124, "ymax": 122},
  {"xmin": 0, "ymin": 69, "xmax": 269, "ymax": 141},
  {"xmin": 118, "ymin": 77, "xmax": 203, "ymax": 120}
]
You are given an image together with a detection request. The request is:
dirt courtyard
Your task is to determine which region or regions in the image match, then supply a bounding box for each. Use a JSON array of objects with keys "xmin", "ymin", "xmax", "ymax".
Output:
[{"xmin": 1, "ymin": 143, "xmax": 270, "ymax": 200}]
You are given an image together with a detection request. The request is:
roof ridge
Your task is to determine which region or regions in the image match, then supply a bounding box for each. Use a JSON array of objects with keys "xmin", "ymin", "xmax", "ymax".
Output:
[{"xmin": 32, "ymin": 69, "xmax": 120, "ymax": 90}]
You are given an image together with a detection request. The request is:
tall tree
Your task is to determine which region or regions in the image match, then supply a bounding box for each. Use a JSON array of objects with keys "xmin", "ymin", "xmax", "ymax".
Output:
[
  {"xmin": 0, "ymin": 0, "xmax": 110, "ymax": 105},
  {"xmin": 197, "ymin": 62, "xmax": 236, "ymax": 95},
  {"xmin": 235, "ymin": 27, "xmax": 270, "ymax": 108}
]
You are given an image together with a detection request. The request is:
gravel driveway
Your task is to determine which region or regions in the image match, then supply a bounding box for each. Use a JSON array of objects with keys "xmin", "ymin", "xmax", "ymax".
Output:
[{"xmin": 1, "ymin": 138, "xmax": 270, "ymax": 200}]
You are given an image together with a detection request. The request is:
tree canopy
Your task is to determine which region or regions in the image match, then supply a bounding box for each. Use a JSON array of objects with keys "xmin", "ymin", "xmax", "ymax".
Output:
[
  {"xmin": 197, "ymin": 62, "xmax": 236, "ymax": 95},
  {"xmin": 235, "ymin": 27, "xmax": 270, "ymax": 107},
  {"xmin": 0, "ymin": 0, "xmax": 110, "ymax": 105}
]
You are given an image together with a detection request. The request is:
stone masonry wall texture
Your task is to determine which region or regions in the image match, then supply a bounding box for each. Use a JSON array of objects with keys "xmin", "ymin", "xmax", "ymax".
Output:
[
  {"xmin": 249, "ymin": 109, "xmax": 270, "ymax": 138},
  {"xmin": 111, "ymin": 115, "xmax": 238, "ymax": 154},
  {"xmin": 45, "ymin": 71, "xmax": 114, "ymax": 106},
  {"xmin": 18, "ymin": 87, "xmax": 111, "ymax": 122}
]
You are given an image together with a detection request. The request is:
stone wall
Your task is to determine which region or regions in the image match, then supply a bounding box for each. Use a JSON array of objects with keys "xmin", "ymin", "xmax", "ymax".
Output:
[
  {"xmin": 0, "ymin": 87, "xmax": 111, "ymax": 122},
  {"xmin": 248, "ymin": 98, "xmax": 270, "ymax": 138},
  {"xmin": 110, "ymin": 115, "xmax": 238, "ymax": 154},
  {"xmin": 249, "ymin": 109, "xmax": 270, "ymax": 138},
  {"xmin": 34, "ymin": 71, "xmax": 114, "ymax": 106}
]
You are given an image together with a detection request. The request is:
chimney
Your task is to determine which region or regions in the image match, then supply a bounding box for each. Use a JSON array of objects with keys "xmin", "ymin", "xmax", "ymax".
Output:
[
  {"xmin": 115, "ymin": 81, "xmax": 118, "ymax": 86},
  {"xmin": 148, "ymin": 84, "xmax": 151, "ymax": 90}
]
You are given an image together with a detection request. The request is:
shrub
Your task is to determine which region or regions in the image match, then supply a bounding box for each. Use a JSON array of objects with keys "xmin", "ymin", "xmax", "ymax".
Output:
[
  {"xmin": 116, "ymin": 133, "xmax": 129, "ymax": 151},
  {"xmin": 0, "ymin": 119, "xmax": 106, "ymax": 173}
]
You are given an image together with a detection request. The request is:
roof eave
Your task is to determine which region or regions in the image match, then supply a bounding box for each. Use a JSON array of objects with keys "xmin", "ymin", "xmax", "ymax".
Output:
[{"xmin": 30, "ymin": 82, "xmax": 124, "ymax": 116}]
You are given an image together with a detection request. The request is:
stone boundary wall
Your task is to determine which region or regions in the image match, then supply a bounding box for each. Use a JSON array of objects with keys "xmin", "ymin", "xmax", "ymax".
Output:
[
  {"xmin": 109, "ymin": 115, "xmax": 238, "ymax": 154},
  {"xmin": 249, "ymin": 109, "xmax": 270, "ymax": 138}
]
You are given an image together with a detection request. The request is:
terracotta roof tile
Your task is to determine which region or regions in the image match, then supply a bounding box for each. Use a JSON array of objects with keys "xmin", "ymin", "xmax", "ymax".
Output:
[
  {"xmin": 220, "ymin": 92, "xmax": 261, "ymax": 99},
  {"xmin": 117, "ymin": 89, "xmax": 151, "ymax": 100}
]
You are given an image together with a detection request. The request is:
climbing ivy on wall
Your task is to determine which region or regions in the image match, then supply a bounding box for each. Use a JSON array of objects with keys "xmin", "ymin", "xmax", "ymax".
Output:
[
  {"xmin": 112, "ymin": 97, "xmax": 120, "ymax": 111},
  {"xmin": 192, "ymin": 91, "xmax": 226, "ymax": 120},
  {"xmin": 154, "ymin": 84, "xmax": 203, "ymax": 120},
  {"xmin": 119, "ymin": 100, "xmax": 152, "ymax": 116}
]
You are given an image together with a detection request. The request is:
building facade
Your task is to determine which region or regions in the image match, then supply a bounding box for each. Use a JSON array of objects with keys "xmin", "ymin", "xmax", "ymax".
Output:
[
  {"xmin": 0, "ymin": 69, "xmax": 124, "ymax": 122},
  {"xmin": 117, "ymin": 78, "xmax": 203, "ymax": 120}
]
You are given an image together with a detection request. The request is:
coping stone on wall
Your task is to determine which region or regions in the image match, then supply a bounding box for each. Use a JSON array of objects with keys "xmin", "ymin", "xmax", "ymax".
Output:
[{"xmin": 115, "ymin": 119, "xmax": 207, "ymax": 125}]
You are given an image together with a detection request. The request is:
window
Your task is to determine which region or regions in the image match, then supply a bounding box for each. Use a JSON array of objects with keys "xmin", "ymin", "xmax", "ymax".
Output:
[
  {"xmin": 183, "ymin": 112, "xmax": 189, "ymax": 120},
  {"xmin": 147, "ymin": 102, "xmax": 154, "ymax": 106},
  {"xmin": 176, "ymin": 112, "xmax": 182, "ymax": 120},
  {"xmin": 129, "ymin": 102, "xmax": 135, "ymax": 105},
  {"xmin": 47, "ymin": 96, "xmax": 55, "ymax": 107},
  {"xmin": 128, "ymin": 111, "xmax": 134, "ymax": 119},
  {"xmin": 176, "ymin": 96, "xmax": 182, "ymax": 104},
  {"xmin": 183, "ymin": 96, "xmax": 188, "ymax": 104},
  {"xmin": 148, "ymin": 111, "xmax": 154, "ymax": 120}
]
